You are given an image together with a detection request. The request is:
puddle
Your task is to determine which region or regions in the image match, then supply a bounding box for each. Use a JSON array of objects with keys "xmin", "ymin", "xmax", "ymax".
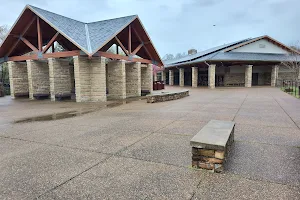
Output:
[{"xmin": 13, "ymin": 97, "xmax": 146, "ymax": 123}]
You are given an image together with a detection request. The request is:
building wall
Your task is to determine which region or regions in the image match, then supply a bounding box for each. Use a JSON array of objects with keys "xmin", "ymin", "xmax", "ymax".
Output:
[
  {"xmin": 8, "ymin": 61, "xmax": 29, "ymax": 98},
  {"xmin": 231, "ymin": 39, "xmax": 289, "ymax": 54}
]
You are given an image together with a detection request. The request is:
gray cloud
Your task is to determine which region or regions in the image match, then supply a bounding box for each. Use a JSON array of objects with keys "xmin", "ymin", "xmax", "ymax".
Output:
[{"xmin": 0, "ymin": 0, "xmax": 299, "ymax": 57}]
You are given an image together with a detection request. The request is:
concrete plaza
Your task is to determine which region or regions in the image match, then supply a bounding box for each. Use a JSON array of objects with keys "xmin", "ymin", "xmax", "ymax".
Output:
[{"xmin": 0, "ymin": 86, "xmax": 300, "ymax": 199}]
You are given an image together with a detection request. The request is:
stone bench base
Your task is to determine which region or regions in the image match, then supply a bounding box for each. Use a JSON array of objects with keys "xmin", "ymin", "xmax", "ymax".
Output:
[
  {"xmin": 146, "ymin": 90, "xmax": 189, "ymax": 103},
  {"xmin": 190, "ymin": 120, "xmax": 235, "ymax": 173}
]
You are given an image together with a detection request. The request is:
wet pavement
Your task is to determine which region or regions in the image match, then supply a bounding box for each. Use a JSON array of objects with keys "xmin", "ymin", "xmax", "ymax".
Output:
[{"xmin": 1, "ymin": 86, "xmax": 300, "ymax": 199}]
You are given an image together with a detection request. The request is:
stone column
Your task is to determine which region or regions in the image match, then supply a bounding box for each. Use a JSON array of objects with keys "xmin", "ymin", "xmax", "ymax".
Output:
[
  {"xmin": 48, "ymin": 58, "xmax": 71, "ymax": 101},
  {"xmin": 107, "ymin": 60, "xmax": 126, "ymax": 100},
  {"xmin": 90, "ymin": 57, "xmax": 107, "ymax": 102},
  {"xmin": 245, "ymin": 65, "xmax": 253, "ymax": 88},
  {"xmin": 7, "ymin": 61, "xmax": 29, "ymax": 99},
  {"xmin": 161, "ymin": 71, "xmax": 166, "ymax": 82},
  {"xmin": 192, "ymin": 67, "xmax": 198, "ymax": 88},
  {"xmin": 208, "ymin": 64, "xmax": 216, "ymax": 89},
  {"xmin": 169, "ymin": 69, "xmax": 174, "ymax": 86},
  {"xmin": 271, "ymin": 65, "xmax": 279, "ymax": 87},
  {"xmin": 125, "ymin": 62, "xmax": 141, "ymax": 97},
  {"xmin": 154, "ymin": 72, "xmax": 158, "ymax": 81},
  {"xmin": 141, "ymin": 64, "xmax": 153, "ymax": 93},
  {"xmin": 179, "ymin": 68, "xmax": 184, "ymax": 87},
  {"xmin": 74, "ymin": 56, "xmax": 90, "ymax": 102},
  {"xmin": 26, "ymin": 60, "xmax": 50, "ymax": 100}
]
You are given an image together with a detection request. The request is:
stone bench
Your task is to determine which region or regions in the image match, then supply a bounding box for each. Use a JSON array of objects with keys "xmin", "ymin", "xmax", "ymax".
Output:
[
  {"xmin": 146, "ymin": 90, "xmax": 189, "ymax": 103},
  {"xmin": 190, "ymin": 120, "xmax": 235, "ymax": 173},
  {"xmin": 33, "ymin": 93, "xmax": 50, "ymax": 100},
  {"xmin": 55, "ymin": 93, "xmax": 72, "ymax": 101}
]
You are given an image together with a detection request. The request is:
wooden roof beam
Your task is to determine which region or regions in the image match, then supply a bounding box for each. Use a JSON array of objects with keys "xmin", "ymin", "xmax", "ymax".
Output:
[
  {"xmin": 6, "ymin": 16, "xmax": 37, "ymax": 57},
  {"xmin": 20, "ymin": 36, "xmax": 38, "ymax": 52},
  {"xmin": 132, "ymin": 27, "xmax": 153, "ymax": 60},
  {"xmin": 115, "ymin": 36, "xmax": 129, "ymax": 56},
  {"xmin": 131, "ymin": 43, "xmax": 143, "ymax": 55},
  {"xmin": 42, "ymin": 32, "xmax": 59, "ymax": 53},
  {"xmin": 37, "ymin": 17, "xmax": 43, "ymax": 51}
]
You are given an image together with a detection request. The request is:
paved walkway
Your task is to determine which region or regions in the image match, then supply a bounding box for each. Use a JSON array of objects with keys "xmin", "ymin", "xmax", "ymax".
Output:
[{"xmin": 1, "ymin": 87, "xmax": 300, "ymax": 199}]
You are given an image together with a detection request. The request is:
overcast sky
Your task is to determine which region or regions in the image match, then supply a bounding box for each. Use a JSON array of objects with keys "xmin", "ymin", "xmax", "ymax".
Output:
[{"xmin": 0, "ymin": 0, "xmax": 299, "ymax": 57}]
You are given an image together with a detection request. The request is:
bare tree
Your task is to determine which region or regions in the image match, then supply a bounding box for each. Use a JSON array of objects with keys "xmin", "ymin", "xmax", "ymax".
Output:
[
  {"xmin": 0, "ymin": 25, "xmax": 8, "ymax": 44},
  {"xmin": 281, "ymin": 42, "xmax": 300, "ymax": 80}
]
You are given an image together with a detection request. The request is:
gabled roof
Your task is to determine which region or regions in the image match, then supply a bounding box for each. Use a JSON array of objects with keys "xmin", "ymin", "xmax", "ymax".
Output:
[
  {"xmin": 0, "ymin": 5, "xmax": 163, "ymax": 65},
  {"xmin": 164, "ymin": 38, "xmax": 254, "ymax": 66},
  {"xmin": 165, "ymin": 35, "xmax": 300, "ymax": 67}
]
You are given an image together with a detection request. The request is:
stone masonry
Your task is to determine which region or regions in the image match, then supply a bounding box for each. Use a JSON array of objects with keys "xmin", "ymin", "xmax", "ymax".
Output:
[
  {"xmin": 107, "ymin": 60, "xmax": 126, "ymax": 100},
  {"xmin": 245, "ymin": 65, "xmax": 253, "ymax": 87},
  {"xmin": 192, "ymin": 67, "xmax": 198, "ymax": 88},
  {"xmin": 26, "ymin": 60, "xmax": 50, "ymax": 99},
  {"xmin": 191, "ymin": 120, "xmax": 235, "ymax": 173},
  {"xmin": 271, "ymin": 65, "xmax": 279, "ymax": 87},
  {"xmin": 48, "ymin": 58, "xmax": 71, "ymax": 101},
  {"xmin": 179, "ymin": 68, "xmax": 184, "ymax": 87},
  {"xmin": 73, "ymin": 56, "xmax": 106, "ymax": 102},
  {"xmin": 7, "ymin": 61, "xmax": 29, "ymax": 99},
  {"xmin": 169, "ymin": 69, "xmax": 174, "ymax": 86},
  {"xmin": 208, "ymin": 64, "xmax": 216, "ymax": 89},
  {"xmin": 141, "ymin": 64, "xmax": 153, "ymax": 93},
  {"xmin": 161, "ymin": 71, "xmax": 166, "ymax": 82},
  {"xmin": 126, "ymin": 62, "xmax": 141, "ymax": 97}
]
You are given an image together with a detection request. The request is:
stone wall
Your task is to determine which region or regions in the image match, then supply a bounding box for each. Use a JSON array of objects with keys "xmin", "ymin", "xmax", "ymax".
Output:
[
  {"xmin": 73, "ymin": 56, "xmax": 106, "ymax": 102},
  {"xmin": 224, "ymin": 73, "xmax": 245, "ymax": 86},
  {"xmin": 107, "ymin": 60, "xmax": 126, "ymax": 100},
  {"xmin": 126, "ymin": 62, "xmax": 141, "ymax": 97},
  {"xmin": 48, "ymin": 58, "xmax": 71, "ymax": 101},
  {"xmin": 141, "ymin": 64, "xmax": 153, "ymax": 92},
  {"xmin": 26, "ymin": 60, "xmax": 50, "ymax": 99},
  {"xmin": 8, "ymin": 61, "xmax": 29, "ymax": 98}
]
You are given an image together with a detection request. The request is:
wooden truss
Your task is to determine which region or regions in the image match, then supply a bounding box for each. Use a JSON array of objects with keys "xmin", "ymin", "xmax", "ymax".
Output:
[{"xmin": 4, "ymin": 16, "xmax": 156, "ymax": 65}]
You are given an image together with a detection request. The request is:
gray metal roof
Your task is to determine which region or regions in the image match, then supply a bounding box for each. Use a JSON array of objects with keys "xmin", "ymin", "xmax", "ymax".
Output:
[
  {"xmin": 29, "ymin": 5, "xmax": 137, "ymax": 55},
  {"xmin": 163, "ymin": 38, "xmax": 253, "ymax": 66},
  {"xmin": 164, "ymin": 36, "xmax": 296, "ymax": 67}
]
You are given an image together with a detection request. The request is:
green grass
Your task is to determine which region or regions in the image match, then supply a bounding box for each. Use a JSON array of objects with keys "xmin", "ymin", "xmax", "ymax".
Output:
[{"xmin": 281, "ymin": 86, "xmax": 300, "ymax": 98}]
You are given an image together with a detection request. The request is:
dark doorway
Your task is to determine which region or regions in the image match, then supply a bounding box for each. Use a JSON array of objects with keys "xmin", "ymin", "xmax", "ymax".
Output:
[{"xmin": 252, "ymin": 73, "xmax": 259, "ymax": 86}]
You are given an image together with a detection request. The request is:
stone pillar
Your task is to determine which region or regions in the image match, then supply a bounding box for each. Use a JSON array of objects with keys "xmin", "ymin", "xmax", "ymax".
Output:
[
  {"xmin": 154, "ymin": 72, "xmax": 158, "ymax": 81},
  {"xmin": 208, "ymin": 64, "xmax": 216, "ymax": 89},
  {"xmin": 26, "ymin": 60, "xmax": 50, "ymax": 99},
  {"xmin": 125, "ymin": 62, "xmax": 141, "ymax": 97},
  {"xmin": 107, "ymin": 60, "xmax": 126, "ymax": 100},
  {"xmin": 192, "ymin": 67, "xmax": 198, "ymax": 88},
  {"xmin": 245, "ymin": 65, "xmax": 253, "ymax": 88},
  {"xmin": 141, "ymin": 64, "xmax": 153, "ymax": 93},
  {"xmin": 73, "ymin": 56, "xmax": 107, "ymax": 102},
  {"xmin": 7, "ymin": 61, "xmax": 29, "ymax": 99},
  {"xmin": 161, "ymin": 71, "xmax": 166, "ymax": 82},
  {"xmin": 48, "ymin": 58, "xmax": 71, "ymax": 101},
  {"xmin": 90, "ymin": 57, "xmax": 107, "ymax": 102},
  {"xmin": 169, "ymin": 69, "xmax": 174, "ymax": 86},
  {"xmin": 271, "ymin": 65, "xmax": 279, "ymax": 87},
  {"xmin": 179, "ymin": 68, "xmax": 184, "ymax": 87}
]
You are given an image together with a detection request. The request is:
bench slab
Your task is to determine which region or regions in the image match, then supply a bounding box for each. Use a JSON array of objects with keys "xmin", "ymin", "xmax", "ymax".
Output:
[{"xmin": 190, "ymin": 120, "xmax": 235, "ymax": 173}]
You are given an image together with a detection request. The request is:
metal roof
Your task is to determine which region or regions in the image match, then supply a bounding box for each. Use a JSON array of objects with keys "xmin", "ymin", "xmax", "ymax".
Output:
[
  {"xmin": 164, "ymin": 36, "xmax": 297, "ymax": 67},
  {"xmin": 163, "ymin": 38, "xmax": 253, "ymax": 66},
  {"xmin": 29, "ymin": 5, "xmax": 137, "ymax": 55}
]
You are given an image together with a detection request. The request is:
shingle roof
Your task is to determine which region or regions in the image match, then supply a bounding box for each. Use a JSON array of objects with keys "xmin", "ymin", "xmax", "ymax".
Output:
[{"xmin": 28, "ymin": 5, "xmax": 137, "ymax": 55}]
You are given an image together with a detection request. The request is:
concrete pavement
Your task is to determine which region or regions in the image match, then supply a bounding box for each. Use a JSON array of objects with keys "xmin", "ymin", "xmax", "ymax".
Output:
[{"xmin": 0, "ymin": 86, "xmax": 300, "ymax": 199}]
